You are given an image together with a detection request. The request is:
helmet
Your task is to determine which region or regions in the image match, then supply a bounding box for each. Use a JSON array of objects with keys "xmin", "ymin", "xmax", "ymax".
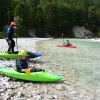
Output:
[
  {"xmin": 10, "ymin": 22, "xmax": 16, "ymax": 26},
  {"xmin": 18, "ymin": 50, "xmax": 27, "ymax": 56}
]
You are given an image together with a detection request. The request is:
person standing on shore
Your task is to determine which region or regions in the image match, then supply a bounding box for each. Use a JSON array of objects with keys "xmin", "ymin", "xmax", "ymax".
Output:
[{"xmin": 6, "ymin": 22, "xmax": 16, "ymax": 54}]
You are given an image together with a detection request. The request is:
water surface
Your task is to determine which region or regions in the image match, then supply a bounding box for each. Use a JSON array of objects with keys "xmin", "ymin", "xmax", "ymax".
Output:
[{"xmin": 38, "ymin": 38, "xmax": 100, "ymax": 96}]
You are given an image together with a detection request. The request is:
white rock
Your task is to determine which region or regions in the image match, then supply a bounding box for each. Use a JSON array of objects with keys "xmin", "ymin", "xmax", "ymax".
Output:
[
  {"xmin": 35, "ymin": 95, "xmax": 41, "ymax": 100},
  {"xmin": 52, "ymin": 95, "xmax": 57, "ymax": 99}
]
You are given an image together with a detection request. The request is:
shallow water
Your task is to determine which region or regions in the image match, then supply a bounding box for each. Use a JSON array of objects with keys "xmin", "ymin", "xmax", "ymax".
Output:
[{"xmin": 38, "ymin": 38, "xmax": 100, "ymax": 96}]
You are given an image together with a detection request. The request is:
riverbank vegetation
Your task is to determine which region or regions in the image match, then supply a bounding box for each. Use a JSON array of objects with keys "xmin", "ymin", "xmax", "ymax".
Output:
[{"xmin": 0, "ymin": 0, "xmax": 100, "ymax": 37}]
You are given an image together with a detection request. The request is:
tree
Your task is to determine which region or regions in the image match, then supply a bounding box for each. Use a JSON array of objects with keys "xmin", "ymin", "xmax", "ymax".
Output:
[{"xmin": 0, "ymin": 0, "xmax": 13, "ymax": 31}]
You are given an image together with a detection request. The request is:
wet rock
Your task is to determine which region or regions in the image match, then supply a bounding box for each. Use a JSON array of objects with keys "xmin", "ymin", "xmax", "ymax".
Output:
[
  {"xmin": 79, "ymin": 93, "xmax": 84, "ymax": 98},
  {"xmin": 70, "ymin": 91, "xmax": 78, "ymax": 95},
  {"xmin": 6, "ymin": 64, "xmax": 12, "ymax": 67},
  {"xmin": 55, "ymin": 85, "xmax": 62, "ymax": 90},
  {"xmin": 26, "ymin": 98, "xmax": 35, "ymax": 100},
  {"xmin": 16, "ymin": 91, "xmax": 25, "ymax": 97},
  {"xmin": 13, "ymin": 97, "xmax": 24, "ymax": 100},
  {"xmin": 34, "ymin": 95, "xmax": 41, "ymax": 100},
  {"xmin": 0, "ymin": 88, "xmax": 5, "ymax": 93},
  {"xmin": 64, "ymin": 81, "xmax": 72, "ymax": 85},
  {"xmin": 53, "ymin": 95, "xmax": 57, "ymax": 99},
  {"xmin": 2, "ymin": 92, "xmax": 11, "ymax": 100}
]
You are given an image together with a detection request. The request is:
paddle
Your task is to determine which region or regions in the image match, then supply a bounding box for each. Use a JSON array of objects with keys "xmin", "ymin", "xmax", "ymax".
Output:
[
  {"xmin": 62, "ymin": 33, "xmax": 64, "ymax": 45},
  {"xmin": 16, "ymin": 36, "xmax": 18, "ymax": 51},
  {"xmin": 24, "ymin": 68, "xmax": 31, "ymax": 76},
  {"xmin": 14, "ymin": 17, "xmax": 18, "ymax": 51}
]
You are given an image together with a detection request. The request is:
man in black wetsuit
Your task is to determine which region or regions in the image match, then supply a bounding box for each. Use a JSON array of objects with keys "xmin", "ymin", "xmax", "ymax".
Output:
[{"xmin": 6, "ymin": 22, "xmax": 16, "ymax": 54}]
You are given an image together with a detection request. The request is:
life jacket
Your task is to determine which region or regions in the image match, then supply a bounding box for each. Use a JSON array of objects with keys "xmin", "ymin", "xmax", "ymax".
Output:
[
  {"xmin": 16, "ymin": 59, "xmax": 28, "ymax": 72},
  {"xmin": 67, "ymin": 42, "xmax": 70, "ymax": 44},
  {"xmin": 6, "ymin": 27, "xmax": 14, "ymax": 40}
]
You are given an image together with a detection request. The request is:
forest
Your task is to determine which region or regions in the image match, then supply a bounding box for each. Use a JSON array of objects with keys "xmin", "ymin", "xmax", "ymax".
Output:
[{"xmin": 0, "ymin": 0, "xmax": 100, "ymax": 38}]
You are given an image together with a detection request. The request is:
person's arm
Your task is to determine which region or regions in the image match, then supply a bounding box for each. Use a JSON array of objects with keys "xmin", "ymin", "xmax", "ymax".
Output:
[
  {"xmin": 70, "ymin": 42, "xmax": 73, "ymax": 46},
  {"xmin": 7, "ymin": 28, "xmax": 12, "ymax": 43},
  {"xmin": 28, "ymin": 64, "xmax": 37, "ymax": 69},
  {"xmin": 70, "ymin": 43, "xmax": 72, "ymax": 46},
  {"xmin": 68, "ymin": 42, "xmax": 72, "ymax": 46},
  {"xmin": 18, "ymin": 61, "xmax": 29, "ymax": 72}
]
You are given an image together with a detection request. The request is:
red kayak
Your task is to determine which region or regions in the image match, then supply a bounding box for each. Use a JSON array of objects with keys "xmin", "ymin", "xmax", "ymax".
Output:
[{"xmin": 57, "ymin": 44, "xmax": 76, "ymax": 48}]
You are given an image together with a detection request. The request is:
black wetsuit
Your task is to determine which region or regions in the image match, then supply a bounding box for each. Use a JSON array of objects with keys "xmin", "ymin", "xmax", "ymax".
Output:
[{"xmin": 6, "ymin": 27, "xmax": 15, "ymax": 53}]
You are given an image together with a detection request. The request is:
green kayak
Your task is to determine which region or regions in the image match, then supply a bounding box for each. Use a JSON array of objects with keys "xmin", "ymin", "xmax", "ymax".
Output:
[
  {"xmin": 0, "ymin": 67, "xmax": 64, "ymax": 82},
  {"xmin": 0, "ymin": 51, "xmax": 42, "ymax": 59}
]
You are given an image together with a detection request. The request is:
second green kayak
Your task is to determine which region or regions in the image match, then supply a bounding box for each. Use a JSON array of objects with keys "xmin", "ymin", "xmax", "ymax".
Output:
[{"xmin": 0, "ymin": 51, "xmax": 42, "ymax": 59}]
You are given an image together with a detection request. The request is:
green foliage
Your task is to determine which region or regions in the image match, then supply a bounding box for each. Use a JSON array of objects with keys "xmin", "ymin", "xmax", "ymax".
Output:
[
  {"xmin": 3, "ymin": 25, "xmax": 9, "ymax": 33},
  {"xmin": 0, "ymin": 0, "xmax": 13, "ymax": 31},
  {"xmin": 88, "ymin": 6, "xmax": 96, "ymax": 23},
  {"xmin": 0, "ymin": 0, "xmax": 100, "ymax": 37},
  {"xmin": 0, "ymin": 32, "xmax": 6, "ymax": 38},
  {"xmin": 15, "ymin": 16, "xmax": 30, "ymax": 37}
]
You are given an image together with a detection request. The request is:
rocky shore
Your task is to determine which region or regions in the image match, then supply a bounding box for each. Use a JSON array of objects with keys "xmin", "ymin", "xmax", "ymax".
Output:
[{"xmin": 0, "ymin": 38, "xmax": 97, "ymax": 100}]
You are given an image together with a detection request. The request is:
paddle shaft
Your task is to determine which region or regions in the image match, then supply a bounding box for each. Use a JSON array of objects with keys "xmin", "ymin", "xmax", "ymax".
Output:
[
  {"xmin": 14, "ymin": 17, "xmax": 18, "ymax": 51},
  {"xmin": 16, "ymin": 37, "xmax": 18, "ymax": 51},
  {"xmin": 63, "ymin": 37, "xmax": 64, "ymax": 44},
  {"xmin": 62, "ymin": 33, "xmax": 64, "ymax": 44}
]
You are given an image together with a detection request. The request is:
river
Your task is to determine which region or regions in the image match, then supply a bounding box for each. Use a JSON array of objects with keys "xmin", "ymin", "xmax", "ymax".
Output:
[{"xmin": 38, "ymin": 38, "xmax": 100, "ymax": 98}]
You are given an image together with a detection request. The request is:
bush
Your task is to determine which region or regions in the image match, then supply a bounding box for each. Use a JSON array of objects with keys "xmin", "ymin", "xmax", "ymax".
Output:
[
  {"xmin": 0, "ymin": 32, "xmax": 6, "ymax": 38},
  {"xmin": 3, "ymin": 25, "xmax": 9, "ymax": 33}
]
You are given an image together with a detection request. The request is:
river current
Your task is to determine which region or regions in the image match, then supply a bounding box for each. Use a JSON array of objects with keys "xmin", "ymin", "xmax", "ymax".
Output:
[{"xmin": 38, "ymin": 38, "xmax": 100, "ymax": 97}]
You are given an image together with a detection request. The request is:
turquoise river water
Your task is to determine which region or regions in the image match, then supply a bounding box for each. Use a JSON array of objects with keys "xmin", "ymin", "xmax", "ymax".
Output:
[{"xmin": 38, "ymin": 38, "xmax": 100, "ymax": 96}]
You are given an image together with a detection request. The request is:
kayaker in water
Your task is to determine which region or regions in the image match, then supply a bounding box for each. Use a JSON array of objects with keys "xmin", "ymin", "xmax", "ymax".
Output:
[
  {"xmin": 64, "ymin": 40, "xmax": 72, "ymax": 46},
  {"xmin": 6, "ymin": 22, "xmax": 16, "ymax": 54},
  {"xmin": 16, "ymin": 50, "xmax": 43, "ymax": 72}
]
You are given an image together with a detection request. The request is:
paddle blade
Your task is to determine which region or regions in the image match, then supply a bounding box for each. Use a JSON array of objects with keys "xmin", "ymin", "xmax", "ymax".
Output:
[
  {"xmin": 62, "ymin": 33, "xmax": 64, "ymax": 37},
  {"xmin": 24, "ymin": 69, "xmax": 31, "ymax": 76}
]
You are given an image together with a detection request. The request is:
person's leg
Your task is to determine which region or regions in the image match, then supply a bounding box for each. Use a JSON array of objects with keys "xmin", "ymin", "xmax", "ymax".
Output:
[
  {"xmin": 30, "ymin": 68, "xmax": 36, "ymax": 72},
  {"xmin": 30, "ymin": 68, "xmax": 43, "ymax": 72},
  {"xmin": 8, "ymin": 42, "xmax": 12, "ymax": 53},
  {"xmin": 11, "ymin": 47, "xmax": 14, "ymax": 53},
  {"xmin": 6, "ymin": 38, "xmax": 10, "ymax": 53},
  {"xmin": 5, "ymin": 38, "xmax": 9, "ymax": 46},
  {"xmin": 11, "ymin": 39, "xmax": 15, "ymax": 53},
  {"xmin": 35, "ymin": 68, "xmax": 43, "ymax": 72}
]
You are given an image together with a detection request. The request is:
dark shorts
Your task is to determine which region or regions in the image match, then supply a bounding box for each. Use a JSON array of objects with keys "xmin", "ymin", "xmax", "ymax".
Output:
[{"xmin": 30, "ymin": 68, "xmax": 43, "ymax": 72}]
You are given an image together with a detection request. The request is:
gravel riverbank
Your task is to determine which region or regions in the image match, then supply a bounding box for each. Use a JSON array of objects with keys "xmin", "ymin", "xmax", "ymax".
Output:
[{"xmin": 0, "ymin": 38, "xmax": 97, "ymax": 100}]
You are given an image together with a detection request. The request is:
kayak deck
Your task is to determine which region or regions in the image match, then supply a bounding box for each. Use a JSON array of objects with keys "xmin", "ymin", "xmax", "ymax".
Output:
[
  {"xmin": 57, "ymin": 44, "xmax": 76, "ymax": 48},
  {"xmin": 0, "ymin": 67, "xmax": 64, "ymax": 82}
]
